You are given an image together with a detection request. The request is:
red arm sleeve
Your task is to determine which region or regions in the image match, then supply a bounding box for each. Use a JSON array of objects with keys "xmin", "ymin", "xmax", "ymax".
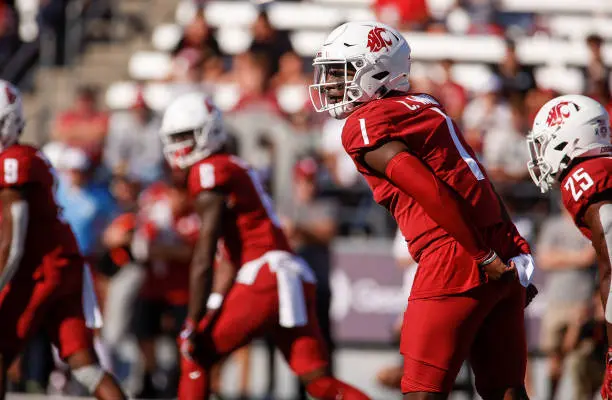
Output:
[{"xmin": 385, "ymin": 151, "xmax": 491, "ymax": 262}]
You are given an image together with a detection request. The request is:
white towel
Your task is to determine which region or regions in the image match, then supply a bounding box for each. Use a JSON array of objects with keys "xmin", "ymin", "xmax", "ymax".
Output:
[
  {"xmin": 509, "ymin": 253, "xmax": 536, "ymax": 288},
  {"xmin": 237, "ymin": 251, "xmax": 316, "ymax": 328},
  {"xmin": 82, "ymin": 264, "xmax": 103, "ymax": 329}
]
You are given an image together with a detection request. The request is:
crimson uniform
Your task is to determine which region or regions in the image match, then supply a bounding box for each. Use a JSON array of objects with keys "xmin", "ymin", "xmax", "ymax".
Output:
[
  {"xmin": 179, "ymin": 152, "xmax": 330, "ymax": 397},
  {"xmin": 560, "ymin": 157, "xmax": 612, "ymax": 238},
  {"xmin": 342, "ymin": 94, "xmax": 530, "ymax": 393},
  {"xmin": 0, "ymin": 144, "xmax": 92, "ymax": 363}
]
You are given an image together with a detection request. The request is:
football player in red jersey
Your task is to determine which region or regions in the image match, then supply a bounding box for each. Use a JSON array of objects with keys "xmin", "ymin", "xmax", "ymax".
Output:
[
  {"xmin": 526, "ymin": 94, "xmax": 612, "ymax": 399},
  {"xmin": 0, "ymin": 80, "xmax": 126, "ymax": 399},
  {"xmin": 158, "ymin": 92, "xmax": 371, "ymax": 400},
  {"xmin": 310, "ymin": 22, "xmax": 536, "ymax": 399}
]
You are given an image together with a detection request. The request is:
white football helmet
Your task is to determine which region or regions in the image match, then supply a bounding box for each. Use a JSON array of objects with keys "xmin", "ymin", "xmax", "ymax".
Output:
[
  {"xmin": 159, "ymin": 92, "xmax": 226, "ymax": 169},
  {"xmin": 309, "ymin": 21, "xmax": 411, "ymax": 119},
  {"xmin": 527, "ymin": 94, "xmax": 611, "ymax": 193},
  {"xmin": 0, "ymin": 80, "xmax": 24, "ymax": 152}
]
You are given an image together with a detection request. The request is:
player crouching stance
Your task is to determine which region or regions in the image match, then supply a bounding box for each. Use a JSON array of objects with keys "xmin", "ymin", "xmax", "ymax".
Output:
[
  {"xmin": 0, "ymin": 80, "xmax": 126, "ymax": 399},
  {"xmin": 159, "ymin": 92, "xmax": 371, "ymax": 400},
  {"xmin": 527, "ymin": 94, "xmax": 612, "ymax": 399}
]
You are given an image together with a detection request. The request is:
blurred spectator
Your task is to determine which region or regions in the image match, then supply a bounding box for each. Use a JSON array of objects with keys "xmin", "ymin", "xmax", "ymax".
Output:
[
  {"xmin": 270, "ymin": 51, "xmax": 309, "ymax": 90},
  {"xmin": 55, "ymin": 147, "xmax": 117, "ymax": 261},
  {"xmin": 109, "ymin": 174, "xmax": 141, "ymax": 214},
  {"xmin": 51, "ymin": 86, "xmax": 109, "ymax": 158},
  {"xmin": 563, "ymin": 290, "xmax": 607, "ymax": 400},
  {"xmin": 525, "ymin": 87, "xmax": 556, "ymax": 125},
  {"xmin": 462, "ymin": 76, "xmax": 511, "ymax": 153},
  {"xmin": 173, "ymin": 10, "xmax": 220, "ymax": 61},
  {"xmin": 373, "ymin": 0, "xmax": 430, "ymax": 31},
  {"xmin": 319, "ymin": 118, "xmax": 361, "ymax": 189},
  {"xmin": 0, "ymin": 2, "xmax": 18, "ymax": 70},
  {"xmin": 460, "ymin": 0, "xmax": 503, "ymax": 35},
  {"xmin": 230, "ymin": 52, "xmax": 280, "ymax": 114},
  {"xmin": 249, "ymin": 11, "xmax": 293, "ymax": 77},
  {"xmin": 168, "ymin": 47, "xmax": 204, "ymax": 84},
  {"xmin": 201, "ymin": 55, "xmax": 225, "ymax": 87},
  {"xmin": 279, "ymin": 157, "xmax": 338, "ymax": 400},
  {"xmin": 492, "ymin": 40, "xmax": 535, "ymax": 100},
  {"xmin": 103, "ymin": 93, "xmax": 164, "ymax": 185},
  {"xmin": 436, "ymin": 59, "xmax": 468, "ymax": 121},
  {"xmin": 582, "ymin": 34, "xmax": 610, "ymax": 99},
  {"xmin": 482, "ymin": 100, "xmax": 530, "ymax": 183},
  {"xmin": 536, "ymin": 208, "xmax": 597, "ymax": 400}
]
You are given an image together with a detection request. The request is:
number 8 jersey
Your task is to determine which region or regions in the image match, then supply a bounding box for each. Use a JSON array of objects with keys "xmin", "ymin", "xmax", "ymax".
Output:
[
  {"xmin": 187, "ymin": 153, "xmax": 292, "ymax": 268},
  {"xmin": 561, "ymin": 156, "xmax": 612, "ymax": 239},
  {"xmin": 0, "ymin": 144, "xmax": 80, "ymax": 273}
]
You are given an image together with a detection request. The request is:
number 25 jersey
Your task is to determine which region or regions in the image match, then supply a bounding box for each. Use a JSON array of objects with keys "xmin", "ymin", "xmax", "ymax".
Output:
[
  {"xmin": 561, "ymin": 156, "xmax": 612, "ymax": 239},
  {"xmin": 187, "ymin": 153, "xmax": 292, "ymax": 268}
]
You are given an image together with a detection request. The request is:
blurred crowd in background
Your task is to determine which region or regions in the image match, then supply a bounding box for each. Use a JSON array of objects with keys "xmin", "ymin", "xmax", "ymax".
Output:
[{"xmin": 1, "ymin": 0, "xmax": 612, "ymax": 399}]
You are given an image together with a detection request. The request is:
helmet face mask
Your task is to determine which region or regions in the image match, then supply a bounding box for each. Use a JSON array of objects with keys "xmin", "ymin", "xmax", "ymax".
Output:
[
  {"xmin": 526, "ymin": 128, "xmax": 558, "ymax": 193},
  {"xmin": 309, "ymin": 57, "xmax": 365, "ymax": 119}
]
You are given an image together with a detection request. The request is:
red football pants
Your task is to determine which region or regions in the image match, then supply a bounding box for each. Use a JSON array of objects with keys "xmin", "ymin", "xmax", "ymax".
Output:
[
  {"xmin": 401, "ymin": 277, "xmax": 527, "ymax": 395},
  {"xmin": 179, "ymin": 272, "xmax": 330, "ymax": 399},
  {"xmin": 0, "ymin": 256, "xmax": 93, "ymax": 364}
]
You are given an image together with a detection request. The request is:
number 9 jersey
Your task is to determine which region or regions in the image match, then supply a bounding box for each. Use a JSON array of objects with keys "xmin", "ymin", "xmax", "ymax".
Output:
[
  {"xmin": 0, "ymin": 144, "xmax": 80, "ymax": 272},
  {"xmin": 561, "ymin": 156, "xmax": 612, "ymax": 239},
  {"xmin": 187, "ymin": 153, "xmax": 293, "ymax": 268}
]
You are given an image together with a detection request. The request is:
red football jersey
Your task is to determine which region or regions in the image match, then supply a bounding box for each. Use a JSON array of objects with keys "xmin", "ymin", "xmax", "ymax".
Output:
[
  {"xmin": 342, "ymin": 93, "xmax": 528, "ymax": 297},
  {"xmin": 561, "ymin": 157, "xmax": 612, "ymax": 239},
  {"xmin": 0, "ymin": 144, "xmax": 79, "ymax": 276},
  {"xmin": 187, "ymin": 153, "xmax": 292, "ymax": 268}
]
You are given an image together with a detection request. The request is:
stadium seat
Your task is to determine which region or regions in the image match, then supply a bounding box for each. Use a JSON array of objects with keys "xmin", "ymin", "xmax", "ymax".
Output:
[
  {"xmin": 152, "ymin": 23, "xmax": 183, "ymax": 52},
  {"xmin": 276, "ymin": 84, "xmax": 309, "ymax": 114},
  {"xmin": 203, "ymin": 1, "xmax": 258, "ymax": 28},
  {"xmin": 548, "ymin": 15, "xmax": 612, "ymax": 40},
  {"xmin": 500, "ymin": 0, "xmax": 612, "ymax": 13},
  {"xmin": 212, "ymin": 83, "xmax": 241, "ymax": 112},
  {"xmin": 105, "ymin": 81, "xmax": 139, "ymax": 110},
  {"xmin": 534, "ymin": 64, "xmax": 585, "ymax": 94},
  {"xmin": 216, "ymin": 28, "xmax": 253, "ymax": 55},
  {"xmin": 128, "ymin": 51, "xmax": 172, "ymax": 81}
]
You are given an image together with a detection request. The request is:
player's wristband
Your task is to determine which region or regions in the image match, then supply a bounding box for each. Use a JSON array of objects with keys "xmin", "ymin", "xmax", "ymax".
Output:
[
  {"xmin": 477, "ymin": 250, "xmax": 498, "ymax": 267},
  {"xmin": 206, "ymin": 293, "xmax": 224, "ymax": 310},
  {"xmin": 180, "ymin": 318, "xmax": 196, "ymax": 340}
]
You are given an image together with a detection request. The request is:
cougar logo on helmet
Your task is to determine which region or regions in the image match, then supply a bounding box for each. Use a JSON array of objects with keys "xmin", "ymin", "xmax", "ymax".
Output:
[
  {"xmin": 545, "ymin": 101, "xmax": 579, "ymax": 128},
  {"xmin": 367, "ymin": 27, "xmax": 393, "ymax": 53}
]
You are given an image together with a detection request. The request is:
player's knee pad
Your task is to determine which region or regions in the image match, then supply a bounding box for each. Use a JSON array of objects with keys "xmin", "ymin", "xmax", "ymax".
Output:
[{"xmin": 72, "ymin": 364, "xmax": 105, "ymax": 393}]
